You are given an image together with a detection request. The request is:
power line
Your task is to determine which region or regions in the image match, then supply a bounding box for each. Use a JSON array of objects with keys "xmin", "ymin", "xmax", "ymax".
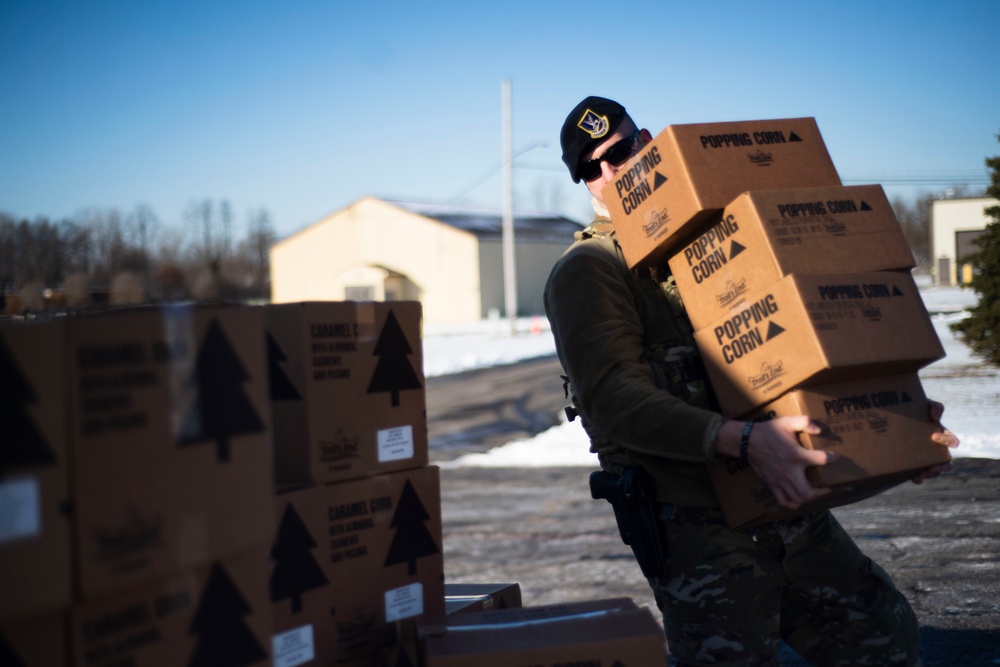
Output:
[{"xmin": 518, "ymin": 162, "xmax": 988, "ymax": 187}]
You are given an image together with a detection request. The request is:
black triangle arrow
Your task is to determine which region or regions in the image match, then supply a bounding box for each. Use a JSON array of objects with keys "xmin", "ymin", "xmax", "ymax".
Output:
[
  {"xmin": 729, "ymin": 240, "xmax": 747, "ymax": 260},
  {"xmin": 765, "ymin": 322, "xmax": 785, "ymax": 340},
  {"xmin": 860, "ymin": 200, "xmax": 873, "ymax": 211},
  {"xmin": 788, "ymin": 132, "xmax": 803, "ymax": 142},
  {"xmin": 653, "ymin": 171, "xmax": 668, "ymax": 190},
  {"xmin": 901, "ymin": 391, "xmax": 913, "ymax": 403},
  {"xmin": 267, "ymin": 333, "xmax": 302, "ymax": 401},
  {"xmin": 892, "ymin": 286, "xmax": 904, "ymax": 296}
]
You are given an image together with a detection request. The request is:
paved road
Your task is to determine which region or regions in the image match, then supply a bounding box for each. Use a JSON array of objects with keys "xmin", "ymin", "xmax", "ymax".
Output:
[
  {"xmin": 427, "ymin": 359, "xmax": 1000, "ymax": 666},
  {"xmin": 426, "ymin": 355, "xmax": 567, "ymax": 459}
]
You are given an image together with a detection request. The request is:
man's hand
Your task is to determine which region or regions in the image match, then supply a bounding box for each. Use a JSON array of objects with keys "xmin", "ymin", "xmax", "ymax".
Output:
[
  {"xmin": 717, "ymin": 416, "xmax": 838, "ymax": 510},
  {"xmin": 746, "ymin": 416, "xmax": 838, "ymax": 509},
  {"xmin": 912, "ymin": 399, "xmax": 960, "ymax": 484}
]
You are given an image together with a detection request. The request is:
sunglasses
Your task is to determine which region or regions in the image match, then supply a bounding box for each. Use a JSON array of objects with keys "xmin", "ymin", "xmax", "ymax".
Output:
[{"xmin": 578, "ymin": 130, "xmax": 640, "ymax": 182}]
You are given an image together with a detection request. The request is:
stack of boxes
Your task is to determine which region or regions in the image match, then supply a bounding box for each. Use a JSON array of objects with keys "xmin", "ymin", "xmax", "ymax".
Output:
[
  {"xmin": 1, "ymin": 320, "xmax": 73, "ymax": 665},
  {"xmin": 0, "ymin": 300, "xmax": 445, "ymax": 666},
  {"xmin": 263, "ymin": 301, "xmax": 443, "ymax": 667},
  {"xmin": 603, "ymin": 118, "xmax": 952, "ymax": 527},
  {"xmin": 2, "ymin": 306, "xmax": 276, "ymax": 667},
  {"xmin": 70, "ymin": 306, "xmax": 277, "ymax": 667}
]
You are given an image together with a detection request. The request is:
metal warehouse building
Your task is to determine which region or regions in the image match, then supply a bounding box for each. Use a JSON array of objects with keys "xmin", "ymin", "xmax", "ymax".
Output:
[
  {"xmin": 270, "ymin": 197, "xmax": 584, "ymax": 325},
  {"xmin": 930, "ymin": 197, "xmax": 996, "ymax": 286}
]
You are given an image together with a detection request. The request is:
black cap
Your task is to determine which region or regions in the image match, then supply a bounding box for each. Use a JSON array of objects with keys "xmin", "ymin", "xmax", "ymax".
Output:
[{"xmin": 560, "ymin": 96, "xmax": 628, "ymax": 183}]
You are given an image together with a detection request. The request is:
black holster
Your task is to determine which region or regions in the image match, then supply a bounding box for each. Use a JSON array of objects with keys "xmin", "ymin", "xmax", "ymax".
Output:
[{"xmin": 589, "ymin": 467, "xmax": 670, "ymax": 579}]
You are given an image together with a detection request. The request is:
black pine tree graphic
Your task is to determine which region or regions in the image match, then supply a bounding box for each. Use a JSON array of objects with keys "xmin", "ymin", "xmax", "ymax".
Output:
[
  {"xmin": 266, "ymin": 333, "xmax": 301, "ymax": 401},
  {"xmin": 367, "ymin": 310, "xmax": 422, "ymax": 407},
  {"xmin": 188, "ymin": 562, "xmax": 268, "ymax": 667},
  {"xmin": 0, "ymin": 337, "xmax": 55, "ymax": 478},
  {"xmin": 177, "ymin": 319, "xmax": 265, "ymax": 462},
  {"xmin": 270, "ymin": 503, "xmax": 329, "ymax": 613},
  {"xmin": 383, "ymin": 479, "xmax": 439, "ymax": 576},
  {"xmin": 0, "ymin": 630, "xmax": 26, "ymax": 667},
  {"xmin": 392, "ymin": 646, "xmax": 417, "ymax": 667}
]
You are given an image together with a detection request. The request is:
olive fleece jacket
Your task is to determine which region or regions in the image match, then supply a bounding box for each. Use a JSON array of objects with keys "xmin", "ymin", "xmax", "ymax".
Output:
[{"xmin": 543, "ymin": 219, "xmax": 725, "ymax": 507}]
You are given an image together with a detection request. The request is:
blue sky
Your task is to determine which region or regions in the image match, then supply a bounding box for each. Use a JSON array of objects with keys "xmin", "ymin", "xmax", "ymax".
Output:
[{"xmin": 1, "ymin": 1, "xmax": 997, "ymax": 240}]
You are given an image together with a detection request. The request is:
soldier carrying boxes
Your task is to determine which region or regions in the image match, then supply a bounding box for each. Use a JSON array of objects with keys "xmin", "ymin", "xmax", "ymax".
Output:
[{"xmin": 544, "ymin": 95, "xmax": 960, "ymax": 666}]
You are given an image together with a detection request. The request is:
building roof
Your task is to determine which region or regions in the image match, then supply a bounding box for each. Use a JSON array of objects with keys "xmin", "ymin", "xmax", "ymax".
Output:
[{"xmin": 390, "ymin": 200, "xmax": 584, "ymax": 243}]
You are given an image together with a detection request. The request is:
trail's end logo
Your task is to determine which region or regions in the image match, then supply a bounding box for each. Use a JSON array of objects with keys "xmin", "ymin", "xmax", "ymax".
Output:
[
  {"xmin": 716, "ymin": 278, "xmax": 748, "ymax": 307},
  {"xmin": 577, "ymin": 109, "xmax": 609, "ymax": 139},
  {"xmin": 642, "ymin": 208, "xmax": 670, "ymax": 237},
  {"xmin": 860, "ymin": 304, "xmax": 883, "ymax": 320},
  {"xmin": 92, "ymin": 507, "xmax": 164, "ymax": 562},
  {"xmin": 748, "ymin": 150, "xmax": 773, "ymax": 166},
  {"xmin": 319, "ymin": 429, "xmax": 361, "ymax": 462},
  {"xmin": 337, "ymin": 608, "xmax": 377, "ymax": 643},
  {"xmin": 868, "ymin": 416, "xmax": 890, "ymax": 432},
  {"xmin": 748, "ymin": 360, "xmax": 784, "ymax": 389},
  {"xmin": 752, "ymin": 486, "xmax": 776, "ymax": 505}
]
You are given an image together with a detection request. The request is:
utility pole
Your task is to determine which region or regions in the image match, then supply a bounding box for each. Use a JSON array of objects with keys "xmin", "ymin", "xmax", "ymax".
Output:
[{"xmin": 501, "ymin": 79, "xmax": 518, "ymax": 335}]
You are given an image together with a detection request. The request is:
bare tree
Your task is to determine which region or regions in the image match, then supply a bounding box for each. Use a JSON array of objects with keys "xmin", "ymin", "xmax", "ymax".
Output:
[
  {"xmin": 80, "ymin": 207, "xmax": 129, "ymax": 287},
  {"xmin": 0, "ymin": 212, "xmax": 91, "ymax": 301},
  {"xmin": 0, "ymin": 212, "xmax": 21, "ymax": 292},
  {"xmin": 30, "ymin": 217, "xmax": 68, "ymax": 286},
  {"xmin": 891, "ymin": 196, "xmax": 930, "ymax": 270},
  {"xmin": 128, "ymin": 204, "xmax": 160, "ymax": 270},
  {"xmin": 239, "ymin": 207, "xmax": 277, "ymax": 299},
  {"xmin": 219, "ymin": 199, "xmax": 234, "ymax": 264},
  {"xmin": 3, "ymin": 196, "xmax": 281, "ymax": 307},
  {"xmin": 155, "ymin": 224, "xmax": 187, "ymax": 267},
  {"xmin": 60, "ymin": 218, "xmax": 91, "ymax": 277},
  {"xmin": 150, "ymin": 224, "xmax": 188, "ymax": 301},
  {"xmin": 185, "ymin": 198, "xmax": 217, "ymax": 268}
]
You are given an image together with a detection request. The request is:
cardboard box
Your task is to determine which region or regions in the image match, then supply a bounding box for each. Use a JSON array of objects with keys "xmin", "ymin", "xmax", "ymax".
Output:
[
  {"xmin": 296, "ymin": 466, "xmax": 444, "ymax": 662},
  {"xmin": 709, "ymin": 373, "xmax": 951, "ymax": 528},
  {"xmin": 270, "ymin": 484, "xmax": 339, "ymax": 667},
  {"xmin": 0, "ymin": 320, "xmax": 73, "ymax": 620},
  {"xmin": 265, "ymin": 301, "xmax": 428, "ymax": 485},
  {"xmin": 694, "ymin": 271, "xmax": 944, "ymax": 415},
  {"xmin": 668, "ymin": 184, "xmax": 916, "ymax": 330},
  {"xmin": 68, "ymin": 305, "xmax": 275, "ymax": 599},
  {"xmin": 603, "ymin": 117, "xmax": 842, "ymax": 268},
  {"xmin": 71, "ymin": 546, "xmax": 272, "ymax": 667},
  {"xmin": 269, "ymin": 471, "xmax": 447, "ymax": 665},
  {"xmin": 377, "ymin": 642, "xmax": 419, "ymax": 667},
  {"xmin": 418, "ymin": 598, "xmax": 667, "ymax": 667},
  {"xmin": 444, "ymin": 583, "xmax": 522, "ymax": 615},
  {"xmin": 0, "ymin": 610, "xmax": 68, "ymax": 666}
]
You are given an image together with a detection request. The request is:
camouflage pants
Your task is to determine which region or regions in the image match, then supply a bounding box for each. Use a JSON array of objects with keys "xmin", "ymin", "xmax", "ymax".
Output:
[{"xmin": 648, "ymin": 506, "xmax": 920, "ymax": 667}]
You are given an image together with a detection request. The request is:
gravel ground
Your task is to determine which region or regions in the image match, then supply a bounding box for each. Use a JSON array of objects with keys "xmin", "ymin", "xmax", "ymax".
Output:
[
  {"xmin": 426, "ymin": 358, "xmax": 1000, "ymax": 665},
  {"xmin": 435, "ymin": 460, "xmax": 1000, "ymax": 666}
]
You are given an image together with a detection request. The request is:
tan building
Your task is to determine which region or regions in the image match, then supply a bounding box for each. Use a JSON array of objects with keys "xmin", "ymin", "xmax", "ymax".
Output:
[
  {"xmin": 270, "ymin": 197, "xmax": 584, "ymax": 325},
  {"xmin": 930, "ymin": 197, "xmax": 996, "ymax": 286}
]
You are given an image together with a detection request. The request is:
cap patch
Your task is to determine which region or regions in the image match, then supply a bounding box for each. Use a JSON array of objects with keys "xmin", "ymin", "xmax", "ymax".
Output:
[{"xmin": 577, "ymin": 109, "xmax": 610, "ymax": 139}]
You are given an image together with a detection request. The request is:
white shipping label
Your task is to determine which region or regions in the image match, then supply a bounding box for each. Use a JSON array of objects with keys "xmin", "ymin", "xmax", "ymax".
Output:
[
  {"xmin": 0, "ymin": 477, "xmax": 42, "ymax": 545},
  {"xmin": 385, "ymin": 582, "xmax": 424, "ymax": 622},
  {"xmin": 271, "ymin": 624, "xmax": 315, "ymax": 667},
  {"xmin": 377, "ymin": 425, "xmax": 414, "ymax": 462}
]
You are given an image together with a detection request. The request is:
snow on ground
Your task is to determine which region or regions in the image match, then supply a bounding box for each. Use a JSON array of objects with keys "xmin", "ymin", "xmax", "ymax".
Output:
[
  {"xmin": 422, "ymin": 316, "xmax": 556, "ymax": 378},
  {"xmin": 425, "ymin": 281, "xmax": 997, "ymax": 467}
]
